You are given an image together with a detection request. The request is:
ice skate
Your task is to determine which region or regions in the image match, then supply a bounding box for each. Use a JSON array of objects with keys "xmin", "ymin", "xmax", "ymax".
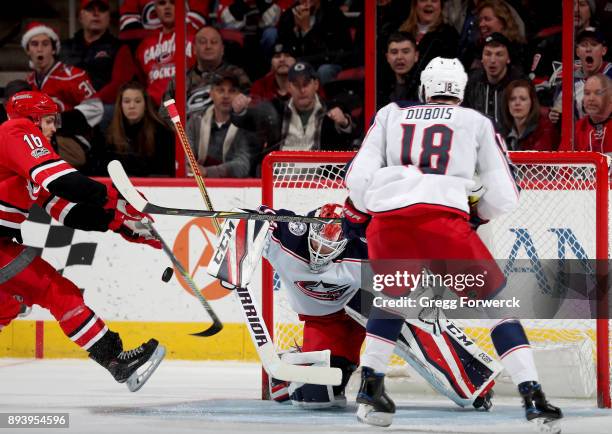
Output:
[
  {"xmin": 519, "ymin": 381, "xmax": 563, "ymax": 434},
  {"xmin": 355, "ymin": 367, "xmax": 395, "ymax": 427}
]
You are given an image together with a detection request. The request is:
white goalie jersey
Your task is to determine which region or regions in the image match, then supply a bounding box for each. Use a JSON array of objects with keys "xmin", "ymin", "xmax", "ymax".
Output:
[
  {"xmin": 262, "ymin": 208, "xmax": 368, "ymax": 317},
  {"xmin": 346, "ymin": 102, "xmax": 520, "ymax": 220}
]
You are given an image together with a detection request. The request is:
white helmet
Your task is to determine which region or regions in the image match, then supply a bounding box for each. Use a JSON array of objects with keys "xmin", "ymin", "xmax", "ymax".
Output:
[
  {"xmin": 308, "ymin": 203, "xmax": 348, "ymax": 273},
  {"xmin": 419, "ymin": 57, "xmax": 468, "ymax": 103}
]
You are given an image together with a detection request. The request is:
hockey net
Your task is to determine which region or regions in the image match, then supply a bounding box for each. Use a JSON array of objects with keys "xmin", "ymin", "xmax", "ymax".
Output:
[{"xmin": 260, "ymin": 151, "xmax": 611, "ymax": 407}]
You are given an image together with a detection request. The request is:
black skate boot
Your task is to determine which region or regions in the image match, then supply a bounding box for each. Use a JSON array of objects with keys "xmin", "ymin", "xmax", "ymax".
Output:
[
  {"xmin": 519, "ymin": 381, "xmax": 563, "ymax": 434},
  {"xmin": 356, "ymin": 367, "xmax": 396, "ymax": 427},
  {"xmin": 89, "ymin": 331, "xmax": 166, "ymax": 392}
]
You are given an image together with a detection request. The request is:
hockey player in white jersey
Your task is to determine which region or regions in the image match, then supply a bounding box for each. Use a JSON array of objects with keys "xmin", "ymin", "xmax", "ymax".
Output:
[{"xmin": 344, "ymin": 57, "xmax": 563, "ymax": 431}]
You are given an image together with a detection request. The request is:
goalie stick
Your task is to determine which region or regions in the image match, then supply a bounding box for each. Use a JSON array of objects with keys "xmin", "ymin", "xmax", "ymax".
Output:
[
  {"xmin": 107, "ymin": 160, "xmax": 340, "ymax": 225},
  {"xmin": 158, "ymin": 100, "xmax": 341, "ymax": 386},
  {"xmin": 140, "ymin": 219, "xmax": 223, "ymax": 337}
]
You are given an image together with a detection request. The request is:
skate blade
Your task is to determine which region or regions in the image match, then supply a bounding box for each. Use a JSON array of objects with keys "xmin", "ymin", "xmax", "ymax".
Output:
[
  {"xmin": 126, "ymin": 345, "xmax": 166, "ymax": 392},
  {"xmin": 356, "ymin": 403, "xmax": 393, "ymax": 427},
  {"xmin": 530, "ymin": 417, "xmax": 562, "ymax": 434}
]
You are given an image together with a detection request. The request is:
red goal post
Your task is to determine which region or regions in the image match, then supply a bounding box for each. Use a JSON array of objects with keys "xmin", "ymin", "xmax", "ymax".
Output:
[{"xmin": 260, "ymin": 150, "xmax": 611, "ymax": 408}]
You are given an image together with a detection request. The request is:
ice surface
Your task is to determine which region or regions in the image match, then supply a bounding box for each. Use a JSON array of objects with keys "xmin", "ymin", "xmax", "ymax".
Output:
[{"xmin": 1, "ymin": 358, "xmax": 611, "ymax": 434}]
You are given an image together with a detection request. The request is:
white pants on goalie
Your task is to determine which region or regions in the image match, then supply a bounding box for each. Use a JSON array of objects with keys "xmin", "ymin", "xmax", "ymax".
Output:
[{"xmin": 271, "ymin": 350, "xmax": 347, "ymax": 409}]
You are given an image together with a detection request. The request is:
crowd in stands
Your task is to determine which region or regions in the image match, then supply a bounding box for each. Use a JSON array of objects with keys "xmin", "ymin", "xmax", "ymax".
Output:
[{"xmin": 2, "ymin": 0, "xmax": 610, "ymax": 178}]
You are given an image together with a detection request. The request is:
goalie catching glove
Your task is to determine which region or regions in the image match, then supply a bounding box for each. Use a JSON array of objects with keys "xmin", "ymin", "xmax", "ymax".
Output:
[{"xmin": 105, "ymin": 187, "xmax": 161, "ymax": 249}]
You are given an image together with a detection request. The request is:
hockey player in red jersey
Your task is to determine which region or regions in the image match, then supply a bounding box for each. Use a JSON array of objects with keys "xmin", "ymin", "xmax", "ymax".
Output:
[
  {"xmin": 22, "ymin": 22, "xmax": 103, "ymax": 127},
  {"xmin": 0, "ymin": 91, "xmax": 165, "ymax": 392},
  {"xmin": 344, "ymin": 57, "xmax": 563, "ymax": 430}
]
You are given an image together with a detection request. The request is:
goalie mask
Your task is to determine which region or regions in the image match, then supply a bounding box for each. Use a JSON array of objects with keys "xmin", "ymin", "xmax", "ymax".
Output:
[
  {"xmin": 419, "ymin": 57, "xmax": 468, "ymax": 103},
  {"xmin": 308, "ymin": 203, "xmax": 348, "ymax": 272}
]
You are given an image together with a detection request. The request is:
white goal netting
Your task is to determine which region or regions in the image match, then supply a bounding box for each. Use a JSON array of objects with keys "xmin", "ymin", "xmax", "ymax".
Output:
[{"xmin": 262, "ymin": 151, "xmax": 611, "ymax": 405}]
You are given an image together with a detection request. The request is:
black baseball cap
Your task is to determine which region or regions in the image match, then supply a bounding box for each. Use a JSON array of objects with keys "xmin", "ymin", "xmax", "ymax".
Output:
[
  {"xmin": 272, "ymin": 41, "xmax": 297, "ymax": 57},
  {"xmin": 483, "ymin": 32, "xmax": 512, "ymax": 50},
  {"xmin": 577, "ymin": 27, "xmax": 607, "ymax": 46},
  {"xmin": 288, "ymin": 61, "xmax": 318, "ymax": 82}
]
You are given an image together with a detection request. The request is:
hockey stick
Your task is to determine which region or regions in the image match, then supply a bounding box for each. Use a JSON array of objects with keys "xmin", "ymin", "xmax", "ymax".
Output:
[
  {"xmin": 107, "ymin": 161, "xmax": 340, "ymax": 224},
  {"xmin": 162, "ymin": 100, "xmax": 341, "ymax": 385},
  {"xmin": 140, "ymin": 219, "xmax": 223, "ymax": 337},
  {"xmin": 164, "ymin": 99, "xmax": 221, "ymax": 234}
]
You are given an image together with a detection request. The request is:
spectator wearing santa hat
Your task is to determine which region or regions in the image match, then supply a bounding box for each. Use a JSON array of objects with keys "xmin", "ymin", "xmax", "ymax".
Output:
[
  {"xmin": 23, "ymin": 21, "xmax": 103, "ymax": 124},
  {"xmin": 22, "ymin": 21, "xmax": 104, "ymax": 170}
]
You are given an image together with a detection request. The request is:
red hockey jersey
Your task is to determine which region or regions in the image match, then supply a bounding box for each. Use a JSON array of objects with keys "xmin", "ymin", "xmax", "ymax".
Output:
[
  {"xmin": 120, "ymin": 0, "xmax": 208, "ymax": 34},
  {"xmin": 135, "ymin": 30, "xmax": 196, "ymax": 106},
  {"xmin": 26, "ymin": 62, "xmax": 96, "ymax": 112},
  {"xmin": 0, "ymin": 119, "xmax": 76, "ymax": 233}
]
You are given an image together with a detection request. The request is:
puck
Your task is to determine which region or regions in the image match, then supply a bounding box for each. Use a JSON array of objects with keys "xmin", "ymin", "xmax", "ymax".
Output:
[{"xmin": 162, "ymin": 267, "xmax": 174, "ymax": 282}]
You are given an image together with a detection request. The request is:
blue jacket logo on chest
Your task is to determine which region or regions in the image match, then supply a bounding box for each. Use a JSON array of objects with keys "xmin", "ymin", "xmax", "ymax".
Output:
[{"xmin": 295, "ymin": 280, "xmax": 351, "ymax": 301}]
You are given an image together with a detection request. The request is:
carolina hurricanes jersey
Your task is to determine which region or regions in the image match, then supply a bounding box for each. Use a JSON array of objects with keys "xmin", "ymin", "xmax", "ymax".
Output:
[
  {"xmin": 262, "ymin": 209, "xmax": 367, "ymax": 316},
  {"xmin": 0, "ymin": 119, "xmax": 76, "ymax": 233},
  {"xmin": 135, "ymin": 30, "xmax": 196, "ymax": 106},
  {"xmin": 120, "ymin": 0, "xmax": 208, "ymax": 33},
  {"xmin": 346, "ymin": 102, "xmax": 520, "ymax": 221},
  {"xmin": 26, "ymin": 62, "xmax": 96, "ymax": 112}
]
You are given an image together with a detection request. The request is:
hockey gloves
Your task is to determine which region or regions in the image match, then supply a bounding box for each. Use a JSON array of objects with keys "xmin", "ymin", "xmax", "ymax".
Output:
[
  {"xmin": 105, "ymin": 186, "xmax": 161, "ymax": 249},
  {"xmin": 468, "ymin": 195, "xmax": 489, "ymax": 230},
  {"xmin": 342, "ymin": 198, "xmax": 371, "ymax": 240}
]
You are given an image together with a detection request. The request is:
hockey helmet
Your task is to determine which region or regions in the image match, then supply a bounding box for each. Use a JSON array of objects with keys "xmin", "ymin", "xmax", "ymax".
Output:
[
  {"xmin": 419, "ymin": 57, "xmax": 468, "ymax": 103},
  {"xmin": 6, "ymin": 91, "xmax": 59, "ymax": 126},
  {"xmin": 308, "ymin": 203, "xmax": 348, "ymax": 272}
]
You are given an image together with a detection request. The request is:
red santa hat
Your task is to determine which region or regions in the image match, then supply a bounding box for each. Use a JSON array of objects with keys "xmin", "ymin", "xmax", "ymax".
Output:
[{"xmin": 21, "ymin": 22, "xmax": 60, "ymax": 53}]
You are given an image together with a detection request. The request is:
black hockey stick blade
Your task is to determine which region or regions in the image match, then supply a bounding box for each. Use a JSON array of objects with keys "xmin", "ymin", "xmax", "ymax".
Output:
[
  {"xmin": 140, "ymin": 219, "xmax": 224, "ymax": 338},
  {"xmin": 108, "ymin": 160, "xmax": 341, "ymax": 224},
  {"xmin": 191, "ymin": 321, "xmax": 223, "ymax": 337}
]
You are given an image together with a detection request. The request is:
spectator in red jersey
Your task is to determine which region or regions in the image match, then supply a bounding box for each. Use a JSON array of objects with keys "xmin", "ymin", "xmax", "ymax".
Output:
[
  {"xmin": 397, "ymin": 0, "xmax": 458, "ymax": 75},
  {"xmin": 22, "ymin": 21, "xmax": 104, "ymax": 169},
  {"xmin": 501, "ymin": 79, "xmax": 559, "ymax": 151},
  {"xmin": 22, "ymin": 22, "xmax": 103, "ymax": 126},
  {"xmin": 134, "ymin": 0, "xmax": 197, "ymax": 107},
  {"xmin": 250, "ymin": 41, "xmax": 297, "ymax": 105},
  {"xmin": 100, "ymin": 81, "xmax": 175, "ymax": 177},
  {"xmin": 160, "ymin": 25, "xmax": 251, "ymax": 124},
  {"xmin": 120, "ymin": 0, "xmax": 209, "ymax": 42},
  {"xmin": 559, "ymin": 74, "xmax": 611, "ymax": 153}
]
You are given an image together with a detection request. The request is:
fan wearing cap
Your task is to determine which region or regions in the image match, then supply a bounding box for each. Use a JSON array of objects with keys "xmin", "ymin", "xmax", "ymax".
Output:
[
  {"xmin": 159, "ymin": 25, "xmax": 250, "ymax": 125},
  {"xmin": 22, "ymin": 21, "xmax": 103, "ymax": 128},
  {"xmin": 185, "ymin": 72, "xmax": 255, "ymax": 177},
  {"xmin": 549, "ymin": 26, "xmax": 612, "ymax": 123},
  {"xmin": 248, "ymin": 42, "xmax": 297, "ymax": 105},
  {"xmin": 232, "ymin": 61, "xmax": 354, "ymax": 171},
  {"xmin": 60, "ymin": 1, "xmax": 138, "ymax": 107},
  {"xmin": 463, "ymin": 32, "xmax": 526, "ymax": 129}
]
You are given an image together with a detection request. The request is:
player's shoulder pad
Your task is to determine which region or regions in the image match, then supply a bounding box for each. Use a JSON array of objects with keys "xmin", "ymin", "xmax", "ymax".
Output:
[{"xmin": 268, "ymin": 208, "xmax": 311, "ymax": 260}]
